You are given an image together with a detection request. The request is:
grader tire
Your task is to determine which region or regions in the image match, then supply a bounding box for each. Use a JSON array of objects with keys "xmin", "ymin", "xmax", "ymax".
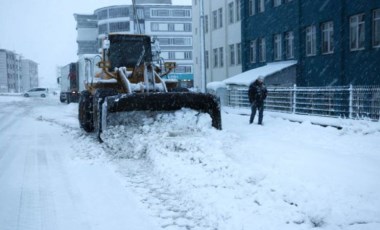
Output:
[{"xmin": 78, "ymin": 91, "xmax": 94, "ymax": 132}]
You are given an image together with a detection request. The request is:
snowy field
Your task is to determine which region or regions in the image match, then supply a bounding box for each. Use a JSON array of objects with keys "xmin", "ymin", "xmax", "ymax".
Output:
[{"xmin": 0, "ymin": 95, "xmax": 379, "ymax": 230}]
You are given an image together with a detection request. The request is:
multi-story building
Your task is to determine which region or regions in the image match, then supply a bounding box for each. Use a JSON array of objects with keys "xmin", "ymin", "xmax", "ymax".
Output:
[
  {"xmin": 242, "ymin": 0, "xmax": 380, "ymax": 86},
  {"xmin": 0, "ymin": 49, "xmax": 20, "ymax": 93},
  {"xmin": 192, "ymin": 0, "xmax": 242, "ymax": 91},
  {"xmin": 74, "ymin": 0, "xmax": 194, "ymax": 87},
  {"xmin": 0, "ymin": 49, "xmax": 39, "ymax": 93},
  {"xmin": 74, "ymin": 14, "xmax": 98, "ymax": 55},
  {"xmin": 21, "ymin": 59, "xmax": 39, "ymax": 90}
]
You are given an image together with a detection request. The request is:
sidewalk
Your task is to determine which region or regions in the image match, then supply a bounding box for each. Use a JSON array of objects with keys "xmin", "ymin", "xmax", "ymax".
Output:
[{"xmin": 223, "ymin": 106, "xmax": 380, "ymax": 133}]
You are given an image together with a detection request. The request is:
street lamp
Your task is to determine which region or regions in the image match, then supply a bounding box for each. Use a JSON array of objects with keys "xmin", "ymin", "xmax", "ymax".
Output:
[{"xmin": 199, "ymin": 0, "xmax": 206, "ymax": 93}]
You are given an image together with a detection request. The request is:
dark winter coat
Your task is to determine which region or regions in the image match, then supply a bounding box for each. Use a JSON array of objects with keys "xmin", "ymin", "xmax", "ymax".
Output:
[{"xmin": 248, "ymin": 80, "xmax": 268, "ymax": 106}]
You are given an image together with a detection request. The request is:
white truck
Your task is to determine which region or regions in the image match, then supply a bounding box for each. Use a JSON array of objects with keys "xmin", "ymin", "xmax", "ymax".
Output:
[{"xmin": 58, "ymin": 62, "xmax": 79, "ymax": 103}]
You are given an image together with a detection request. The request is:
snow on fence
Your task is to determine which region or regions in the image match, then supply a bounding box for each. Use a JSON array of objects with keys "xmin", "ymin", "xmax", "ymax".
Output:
[{"xmin": 224, "ymin": 85, "xmax": 380, "ymax": 120}]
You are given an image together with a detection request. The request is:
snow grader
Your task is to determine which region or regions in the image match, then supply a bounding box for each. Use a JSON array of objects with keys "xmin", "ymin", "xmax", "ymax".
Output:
[{"xmin": 78, "ymin": 33, "xmax": 222, "ymax": 141}]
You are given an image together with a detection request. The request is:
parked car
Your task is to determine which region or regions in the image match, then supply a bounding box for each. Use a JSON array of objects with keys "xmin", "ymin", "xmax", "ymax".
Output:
[{"xmin": 23, "ymin": 88, "xmax": 49, "ymax": 98}]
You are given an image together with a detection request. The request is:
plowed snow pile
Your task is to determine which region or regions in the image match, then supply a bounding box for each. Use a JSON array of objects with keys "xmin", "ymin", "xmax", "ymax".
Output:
[{"xmin": 101, "ymin": 109, "xmax": 263, "ymax": 229}]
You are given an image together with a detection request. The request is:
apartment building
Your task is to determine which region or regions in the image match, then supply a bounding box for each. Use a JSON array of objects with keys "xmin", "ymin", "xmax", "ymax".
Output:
[
  {"xmin": 21, "ymin": 59, "xmax": 39, "ymax": 90},
  {"xmin": 192, "ymin": 0, "xmax": 242, "ymax": 90},
  {"xmin": 242, "ymin": 0, "xmax": 380, "ymax": 86},
  {"xmin": 0, "ymin": 49, "xmax": 39, "ymax": 93},
  {"xmin": 74, "ymin": 0, "xmax": 194, "ymax": 87}
]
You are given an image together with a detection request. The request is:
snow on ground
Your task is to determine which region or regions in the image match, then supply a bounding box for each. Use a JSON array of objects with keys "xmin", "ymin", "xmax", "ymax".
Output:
[{"xmin": 1, "ymin": 95, "xmax": 380, "ymax": 230}]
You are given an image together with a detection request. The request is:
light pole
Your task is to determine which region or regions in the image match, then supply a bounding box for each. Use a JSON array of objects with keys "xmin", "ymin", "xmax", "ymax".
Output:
[{"xmin": 199, "ymin": 0, "xmax": 206, "ymax": 93}]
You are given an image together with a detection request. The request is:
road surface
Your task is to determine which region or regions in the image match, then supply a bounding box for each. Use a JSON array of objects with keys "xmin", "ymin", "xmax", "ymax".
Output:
[{"xmin": 0, "ymin": 97, "xmax": 159, "ymax": 230}]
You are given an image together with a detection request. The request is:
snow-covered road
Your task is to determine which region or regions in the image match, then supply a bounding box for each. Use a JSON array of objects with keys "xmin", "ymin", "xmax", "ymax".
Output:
[
  {"xmin": 0, "ymin": 95, "xmax": 379, "ymax": 230},
  {"xmin": 0, "ymin": 97, "xmax": 159, "ymax": 230}
]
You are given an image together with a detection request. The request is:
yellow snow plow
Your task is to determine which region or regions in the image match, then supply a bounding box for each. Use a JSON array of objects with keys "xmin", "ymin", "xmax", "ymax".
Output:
[{"xmin": 78, "ymin": 34, "xmax": 221, "ymax": 141}]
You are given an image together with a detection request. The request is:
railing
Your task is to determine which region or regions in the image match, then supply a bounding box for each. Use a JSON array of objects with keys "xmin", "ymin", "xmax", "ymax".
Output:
[{"xmin": 224, "ymin": 85, "xmax": 380, "ymax": 120}]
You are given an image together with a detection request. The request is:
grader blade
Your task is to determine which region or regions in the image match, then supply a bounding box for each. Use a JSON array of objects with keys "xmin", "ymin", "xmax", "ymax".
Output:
[{"xmin": 100, "ymin": 92, "xmax": 222, "ymax": 135}]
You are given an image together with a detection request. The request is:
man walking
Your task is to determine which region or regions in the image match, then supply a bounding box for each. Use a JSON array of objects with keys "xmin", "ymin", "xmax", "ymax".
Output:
[{"xmin": 248, "ymin": 78, "xmax": 268, "ymax": 125}]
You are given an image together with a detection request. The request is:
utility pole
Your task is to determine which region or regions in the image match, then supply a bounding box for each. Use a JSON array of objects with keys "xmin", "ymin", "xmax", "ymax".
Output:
[
  {"xmin": 199, "ymin": 0, "xmax": 206, "ymax": 93},
  {"xmin": 132, "ymin": 0, "xmax": 142, "ymax": 34}
]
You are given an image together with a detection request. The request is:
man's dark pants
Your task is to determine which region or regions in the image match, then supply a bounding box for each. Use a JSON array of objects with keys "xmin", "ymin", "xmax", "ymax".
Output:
[{"xmin": 249, "ymin": 102, "xmax": 264, "ymax": 125}]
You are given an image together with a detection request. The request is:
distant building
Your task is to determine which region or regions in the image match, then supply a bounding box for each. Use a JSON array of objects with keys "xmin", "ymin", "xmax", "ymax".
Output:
[
  {"xmin": 74, "ymin": 0, "xmax": 194, "ymax": 87},
  {"xmin": 241, "ymin": 0, "xmax": 380, "ymax": 86},
  {"xmin": 192, "ymin": 0, "xmax": 243, "ymax": 90},
  {"xmin": 21, "ymin": 59, "xmax": 39, "ymax": 90},
  {"xmin": 0, "ymin": 49, "xmax": 39, "ymax": 93}
]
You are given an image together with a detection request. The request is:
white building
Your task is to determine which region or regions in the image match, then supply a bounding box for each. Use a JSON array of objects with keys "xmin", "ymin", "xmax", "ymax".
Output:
[
  {"xmin": 21, "ymin": 59, "xmax": 39, "ymax": 91},
  {"xmin": 0, "ymin": 49, "xmax": 38, "ymax": 93},
  {"xmin": 192, "ymin": 0, "xmax": 242, "ymax": 91},
  {"xmin": 74, "ymin": 0, "xmax": 194, "ymax": 87}
]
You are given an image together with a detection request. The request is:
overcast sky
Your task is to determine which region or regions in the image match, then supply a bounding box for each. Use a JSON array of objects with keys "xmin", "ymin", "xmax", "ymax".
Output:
[{"xmin": 0, "ymin": 0, "xmax": 191, "ymax": 87}]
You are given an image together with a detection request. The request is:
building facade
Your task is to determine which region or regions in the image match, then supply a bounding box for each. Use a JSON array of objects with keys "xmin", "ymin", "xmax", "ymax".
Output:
[
  {"xmin": 74, "ymin": 14, "xmax": 98, "ymax": 55},
  {"xmin": 21, "ymin": 59, "xmax": 39, "ymax": 90},
  {"xmin": 0, "ymin": 49, "xmax": 39, "ymax": 93},
  {"xmin": 74, "ymin": 0, "xmax": 194, "ymax": 87},
  {"xmin": 192, "ymin": 0, "xmax": 242, "ymax": 90},
  {"xmin": 242, "ymin": 0, "xmax": 380, "ymax": 86}
]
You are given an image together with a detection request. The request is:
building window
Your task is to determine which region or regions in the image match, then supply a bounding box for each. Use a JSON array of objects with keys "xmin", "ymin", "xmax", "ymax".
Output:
[
  {"xmin": 218, "ymin": 8, "xmax": 223, "ymax": 28},
  {"xmin": 374, "ymin": 9, "xmax": 380, "ymax": 48},
  {"xmin": 237, "ymin": 43, "xmax": 242, "ymax": 64},
  {"xmin": 151, "ymin": 9, "xmax": 169, "ymax": 17},
  {"xmin": 274, "ymin": 0, "xmax": 281, "ymax": 7},
  {"xmin": 169, "ymin": 51, "xmax": 175, "ymax": 59},
  {"xmin": 174, "ymin": 65, "xmax": 192, "ymax": 73},
  {"xmin": 219, "ymin": 47, "xmax": 224, "ymax": 67},
  {"xmin": 228, "ymin": 2, "xmax": 234, "ymax": 24},
  {"xmin": 274, "ymin": 34, "xmax": 282, "ymax": 60},
  {"xmin": 321, "ymin": 21, "xmax": 334, "ymax": 54},
  {"xmin": 184, "ymin": 23, "xmax": 192, "ymax": 32},
  {"xmin": 213, "ymin": 48, "xmax": 218, "ymax": 67},
  {"xmin": 285, "ymin": 31, "xmax": 294, "ymax": 59},
  {"xmin": 168, "ymin": 24, "xmax": 175, "ymax": 31},
  {"xmin": 250, "ymin": 39, "xmax": 257, "ymax": 63},
  {"xmin": 229, "ymin": 44, "xmax": 235, "ymax": 65},
  {"xmin": 151, "ymin": 23, "xmax": 190, "ymax": 32},
  {"xmin": 350, "ymin": 14, "xmax": 365, "ymax": 51},
  {"xmin": 258, "ymin": 0, "xmax": 265, "ymax": 13},
  {"xmin": 213, "ymin": 10, "xmax": 218, "ymax": 30},
  {"xmin": 235, "ymin": 0, "xmax": 241, "ymax": 21},
  {"xmin": 205, "ymin": 15, "xmax": 209, "ymax": 33},
  {"xmin": 306, "ymin": 25, "xmax": 316, "ymax": 56},
  {"xmin": 184, "ymin": 51, "xmax": 192, "ymax": 60},
  {"xmin": 98, "ymin": 24, "xmax": 108, "ymax": 34},
  {"xmin": 259, "ymin": 38, "xmax": 266, "ymax": 62},
  {"xmin": 137, "ymin": 9, "xmax": 144, "ymax": 19},
  {"xmin": 249, "ymin": 0, "xmax": 256, "ymax": 16},
  {"xmin": 109, "ymin": 7, "xmax": 129, "ymax": 18},
  {"xmin": 109, "ymin": 21, "xmax": 130, "ymax": 33},
  {"xmin": 97, "ymin": 9, "xmax": 108, "ymax": 20},
  {"xmin": 150, "ymin": 9, "xmax": 191, "ymax": 18},
  {"xmin": 172, "ymin": 9, "xmax": 191, "ymax": 17},
  {"xmin": 159, "ymin": 37, "xmax": 192, "ymax": 46},
  {"xmin": 205, "ymin": 50, "xmax": 209, "ymax": 69}
]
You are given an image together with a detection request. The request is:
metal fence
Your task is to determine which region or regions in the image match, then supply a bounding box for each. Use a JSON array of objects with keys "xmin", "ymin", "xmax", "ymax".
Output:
[{"xmin": 224, "ymin": 85, "xmax": 380, "ymax": 120}]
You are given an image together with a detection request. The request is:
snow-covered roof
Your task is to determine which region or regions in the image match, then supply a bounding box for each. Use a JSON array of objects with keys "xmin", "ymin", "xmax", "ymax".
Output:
[
  {"xmin": 223, "ymin": 61, "xmax": 297, "ymax": 86},
  {"xmin": 207, "ymin": 81, "xmax": 226, "ymax": 91}
]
